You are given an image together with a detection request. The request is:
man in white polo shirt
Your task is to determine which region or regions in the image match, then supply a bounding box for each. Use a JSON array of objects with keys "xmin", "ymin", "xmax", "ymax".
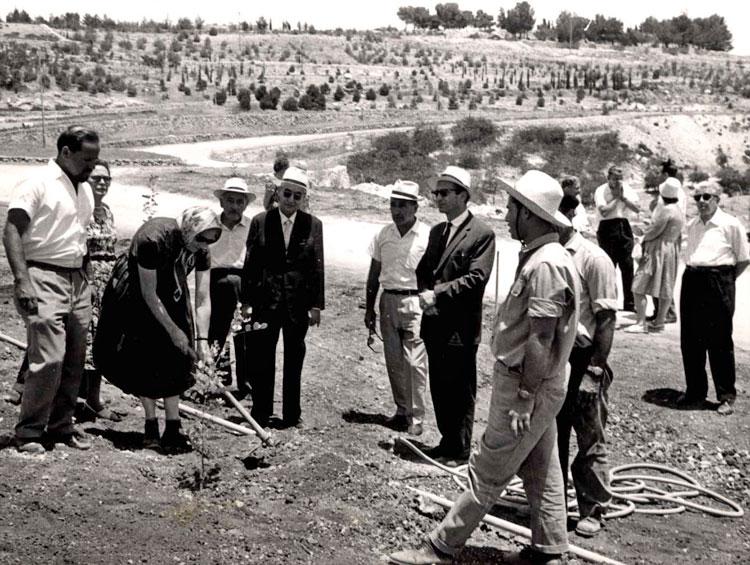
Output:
[
  {"xmin": 679, "ymin": 182, "xmax": 749, "ymax": 415},
  {"xmin": 208, "ymin": 177, "xmax": 256, "ymax": 391},
  {"xmin": 4, "ymin": 126, "xmax": 99, "ymax": 453},
  {"xmin": 364, "ymin": 180, "xmax": 430, "ymax": 436}
]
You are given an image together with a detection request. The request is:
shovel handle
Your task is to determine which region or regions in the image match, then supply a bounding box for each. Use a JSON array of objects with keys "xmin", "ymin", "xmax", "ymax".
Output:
[{"xmin": 221, "ymin": 388, "xmax": 274, "ymax": 446}]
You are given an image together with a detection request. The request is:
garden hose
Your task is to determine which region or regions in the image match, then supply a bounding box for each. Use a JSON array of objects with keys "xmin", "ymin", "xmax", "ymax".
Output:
[{"xmin": 395, "ymin": 437, "xmax": 744, "ymax": 519}]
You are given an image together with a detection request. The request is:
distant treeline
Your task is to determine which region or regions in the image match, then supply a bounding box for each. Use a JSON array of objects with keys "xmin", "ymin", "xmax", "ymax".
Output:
[
  {"xmin": 398, "ymin": 2, "xmax": 732, "ymax": 52},
  {"xmin": 3, "ymin": 4, "xmax": 733, "ymax": 52}
]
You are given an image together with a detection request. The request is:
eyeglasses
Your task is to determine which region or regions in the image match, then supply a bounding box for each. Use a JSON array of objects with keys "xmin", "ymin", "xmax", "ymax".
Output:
[
  {"xmin": 90, "ymin": 175, "xmax": 111, "ymax": 184},
  {"xmin": 195, "ymin": 232, "xmax": 220, "ymax": 244},
  {"xmin": 431, "ymin": 188, "xmax": 458, "ymax": 198},
  {"xmin": 282, "ymin": 189, "xmax": 304, "ymax": 201},
  {"xmin": 693, "ymin": 194, "xmax": 715, "ymax": 202}
]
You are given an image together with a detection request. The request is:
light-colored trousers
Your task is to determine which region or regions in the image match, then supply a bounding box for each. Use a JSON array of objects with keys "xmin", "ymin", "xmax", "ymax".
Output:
[
  {"xmin": 15, "ymin": 264, "xmax": 91, "ymax": 440},
  {"xmin": 379, "ymin": 292, "xmax": 428, "ymax": 425},
  {"xmin": 430, "ymin": 362, "xmax": 569, "ymax": 555}
]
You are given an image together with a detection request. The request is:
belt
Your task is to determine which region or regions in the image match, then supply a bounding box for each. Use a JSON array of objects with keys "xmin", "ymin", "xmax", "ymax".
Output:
[
  {"xmin": 685, "ymin": 265, "xmax": 734, "ymax": 274},
  {"xmin": 383, "ymin": 288, "xmax": 420, "ymax": 296},
  {"xmin": 211, "ymin": 267, "xmax": 243, "ymax": 275},
  {"xmin": 27, "ymin": 260, "xmax": 83, "ymax": 273}
]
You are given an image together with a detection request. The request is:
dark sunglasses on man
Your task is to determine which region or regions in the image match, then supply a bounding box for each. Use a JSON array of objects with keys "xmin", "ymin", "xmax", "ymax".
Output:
[
  {"xmin": 90, "ymin": 175, "xmax": 111, "ymax": 183},
  {"xmin": 431, "ymin": 188, "xmax": 459, "ymax": 198},
  {"xmin": 693, "ymin": 193, "xmax": 715, "ymax": 202},
  {"xmin": 282, "ymin": 189, "xmax": 304, "ymax": 201}
]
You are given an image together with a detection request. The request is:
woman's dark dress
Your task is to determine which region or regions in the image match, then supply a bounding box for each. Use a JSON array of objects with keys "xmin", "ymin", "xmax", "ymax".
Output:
[{"xmin": 93, "ymin": 218, "xmax": 209, "ymax": 398}]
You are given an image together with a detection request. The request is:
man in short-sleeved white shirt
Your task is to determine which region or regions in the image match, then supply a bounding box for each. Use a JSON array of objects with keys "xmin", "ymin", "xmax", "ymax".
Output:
[
  {"xmin": 208, "ymin": 177, "xmax": 255, "ymax": 391},
  {"xmin": 364, "ymin": 180, "xmax": 429, "ymax": 436},
  {"xmin": 4, "ymin": 126, "xmax": 99, "ymax": 453},
  {"xmin": 679, "ymin": 182, "xmax": 749, "ymax": 415},
  {"xmin": 594, "ymin": 166, "xmax": 641, "ymax": 312}
]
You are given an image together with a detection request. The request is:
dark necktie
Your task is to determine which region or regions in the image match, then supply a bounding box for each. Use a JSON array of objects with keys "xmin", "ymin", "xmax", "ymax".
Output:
[{"xmin": 437, "ymin": 223, "xmax": 451, "ymax": 257}]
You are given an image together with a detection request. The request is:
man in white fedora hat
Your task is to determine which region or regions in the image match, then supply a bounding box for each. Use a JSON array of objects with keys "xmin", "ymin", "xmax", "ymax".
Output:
[
  {"xmin": 241, "ymin": 166, "xmax": 324, "ymax": 428},
  {"xmin": 364, "ymin": 180, "xmax": 430, "ymax": 436},
  {"xmin": 391, "ymin": 170, "xmax": 579, "ymax": 565},
  {"xmin": 415, "ymin": 166, "xmax": 495, "ymax": 466},
  {"xmin": 208, "ymin": 177, "xmax": 256, "ymax": 390}
]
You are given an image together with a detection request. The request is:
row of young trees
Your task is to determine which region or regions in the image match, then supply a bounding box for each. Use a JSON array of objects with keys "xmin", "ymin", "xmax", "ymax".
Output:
[{"xmin": 396, "ymin": 2, "xmax": 733, "ymax": 51}]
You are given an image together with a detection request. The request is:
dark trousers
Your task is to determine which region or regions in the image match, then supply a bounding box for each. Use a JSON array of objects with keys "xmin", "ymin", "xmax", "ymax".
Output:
[
  {"xmin": 425, "ymin": 339, "xmax": 477, "ymax": 459},
  {"xmin": 208, "ymin": 269, "xmax": 242, "ymax": 383},
  {"xmin": 680, "ymin": 266, "xmax": 737, "ymax": 403},
  {"xmin": 248, "ymin": 313, "xmax": 309, "ymax": 425},
  {"xmin": 557, "ymin": 346, "xmax": 613, "ymax": 519},
  {"xmin": 597, "ymin": 218, "xmax": 635, "ymax": 310}
]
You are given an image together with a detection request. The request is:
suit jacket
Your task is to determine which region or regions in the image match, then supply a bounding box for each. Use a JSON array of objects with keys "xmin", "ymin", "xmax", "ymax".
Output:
[
  {"xmin": 241, "ymin": 207, "xmax": 324, "ymax": 324},
  {"xmin": 416, "ymin": 212, "xmax": 495, "ymax": 346}
]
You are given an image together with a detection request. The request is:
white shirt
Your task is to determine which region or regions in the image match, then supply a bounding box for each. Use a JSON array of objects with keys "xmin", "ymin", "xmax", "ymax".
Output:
[
  {"xmin": 594, "ymin": 182, "xmax": 639, "ymax": 224},
  {"xmin": 279, "ymin": 210, "xmax": 297, "ymax": 249},
  {"xmin": 8, "ymin": 160, "xmax": 94, "ymax": 268},
  {"xmin": 564, "ymin": 232, "xmax": 618, "ymax": 347},
  {"xmin": 686, "ymin": 207, "xmax": 750, "ymax": 267},
  {"xmin": 209, "ymin": 214, "xmax": 250, "ymax": 269},
  {"xmin": 445, "ymin": 209, "xmax": 470, "ymax": 245},
  {"xmin": 571, "ymin": 202, "xmax": 592, "ymax": 235},
  {"xmin": 369, "ymin": 220, "xmax": 429, "ymax": 290}
]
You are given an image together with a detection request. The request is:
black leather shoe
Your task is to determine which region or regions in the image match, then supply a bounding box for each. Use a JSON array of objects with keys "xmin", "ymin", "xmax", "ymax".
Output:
[{"xmin": 385, "ymin": 414, "xmax": 409, "ymax": 432}]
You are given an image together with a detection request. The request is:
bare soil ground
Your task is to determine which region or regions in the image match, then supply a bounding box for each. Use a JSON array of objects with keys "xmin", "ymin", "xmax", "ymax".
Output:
[{"xmin": 1, "ymin": 195, "xmax": 749, "ymax": 564}]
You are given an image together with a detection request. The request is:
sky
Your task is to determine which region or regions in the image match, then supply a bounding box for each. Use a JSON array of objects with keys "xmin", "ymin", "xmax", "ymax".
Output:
[{"xmin": 6, "ymin": 1, "xmax": 750, "ymax": 55}]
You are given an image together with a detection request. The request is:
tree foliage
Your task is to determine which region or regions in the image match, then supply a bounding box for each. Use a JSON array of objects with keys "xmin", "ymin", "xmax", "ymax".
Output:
[{"xmin": 498, "ymin": 2, "xmax": 535, "ymax": 38}]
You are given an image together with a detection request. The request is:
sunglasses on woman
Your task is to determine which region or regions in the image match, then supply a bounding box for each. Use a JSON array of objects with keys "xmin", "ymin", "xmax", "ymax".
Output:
[{"xmin": 693, "ymin": 194, "xmax": 714, "ymax": 202}]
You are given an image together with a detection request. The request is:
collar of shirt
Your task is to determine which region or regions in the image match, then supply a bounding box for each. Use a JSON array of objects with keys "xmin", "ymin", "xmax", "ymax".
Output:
[
  {"xmin": 218, "ymin": 214, "xmax": 248, "ymax": 231},
  {"xmin": 521, "ymin": 232, "xmax": 560, "ymax": 255},
  {"xmin": 395, "ymin": 218, "xmax": 422, "ymax": 237},
  {"xmin": 48, "ymin": 159, "xmax": 84, "ymax": 192},
  {"xmin": 448, "ymin": 209, "xmax": 470, "ymax": 230},
  {"xmin": 563, "ymin": 230, "xmax": 584, "ymax": 255},
  {"xmin": 693, "ymin": 206, "xmax": 732, "ymax": 228},
  {"xmin": 280, "ymin": 211, "xmax": 297, "ymax": 226}
]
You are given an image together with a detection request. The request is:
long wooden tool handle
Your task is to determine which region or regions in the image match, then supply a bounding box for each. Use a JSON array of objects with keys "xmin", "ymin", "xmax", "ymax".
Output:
[
  {"xmin": 0, "ymin": 332, "xmax": 27, "ymax": 350},
  {"xmin": 221, "ymin": 389, "xmax": 274, "ymax": 445}
]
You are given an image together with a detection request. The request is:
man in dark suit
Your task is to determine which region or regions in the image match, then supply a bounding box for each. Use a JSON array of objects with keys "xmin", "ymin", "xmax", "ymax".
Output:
[
  {"xmin": 416, "ymin": 166, "xmax": 496, "ymax": 465},
  {"xmin": 240, "ymin": 167, "xmax": 324, "ymax": 428}
]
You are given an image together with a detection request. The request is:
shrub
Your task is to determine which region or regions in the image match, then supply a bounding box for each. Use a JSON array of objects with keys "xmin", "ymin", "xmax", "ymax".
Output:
[
  {"xmin": 412, "ymin": 125, "xmax": 444, "ymax": 155},
  {"xmin": 183, "ymin": 86, "xmax": 192, "ymax": 96},
  {"xmin": 576, "ymin": 88, "xmax": 585, "ymax": 103},
  {"xmin": 448, "ymin": 96, "xmax": 459, "ymax": 110},
  {"xmin": 237, "ymin": 88, "xmax": 252, "ymax": 110},
  {"xmin": 259, "ymin": 94, "xmax": 278, "ymax": 110},
  {"xmin": 451, "ymin": 117, "xmax": 498, "ymax": 148},
  {"xmin": 282, "ymin": 96, "xmax": 299, "ymax": 111},
  {"xmin": 379, "ymin": 83, "xmax": 390, "ymax": 96},
  {"xmin": 320, "ymin": 82, "xmax": 331, "ymax": 95},
  {"xmin": 536, "ymin": 96, "xmax": 545, "ymax": 108},
  {"xmin": 365, "ymin": 88, "xmax": 377, "ymax": 101},
  {"xmin": 126, "ymin": 83, "xmax": 137, "ymax": 97},
  {"xmin": 214, "ymin": 90, "xmax": 227, "ymax": 105},
  {"xmin": 347, "ymin": 131, "xmax": 436, "ymax": 188},
  {"xmin": 515, "ymin": 94, "xmax": 524, "ymax": 105},
  {"xmin": 517, "ymin": 126, "xmax": 565, "ymax": 146},
  {"xmin": 688, "ymin": 169, "xmax": 709, "ymax": 183},
  {"xmin": 333, "ymin": 85, "xmax": 345, "ymax": 101},
  {"xmin": 717, "ymin": 167, "xmax": 750, "ymax": 195},
  {"xmin": 353, "ymin": 90, "xmax": 361, "ymax": 103},
  {"xmin": 457, "ymin": 151, "xmax": 482, "ymax": 170}
]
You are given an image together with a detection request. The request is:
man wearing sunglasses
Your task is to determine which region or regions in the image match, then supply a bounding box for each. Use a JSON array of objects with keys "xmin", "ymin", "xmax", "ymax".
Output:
[
  {"xmin": 414, "ymin": 166, "xmax": 495, "ymax": 466},
  {"xmin": 240, "ymin": 167, "xmax": 324, "ymax": 429},
  {"xmin": 678, "ymin": 182, "xmax": 749, "ymax": 415}
]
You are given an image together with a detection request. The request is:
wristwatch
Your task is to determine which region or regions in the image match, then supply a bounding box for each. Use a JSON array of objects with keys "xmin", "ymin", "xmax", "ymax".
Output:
[{"xmin": 586, "ymin": 365, "xmax": 604, "ymax": 378}]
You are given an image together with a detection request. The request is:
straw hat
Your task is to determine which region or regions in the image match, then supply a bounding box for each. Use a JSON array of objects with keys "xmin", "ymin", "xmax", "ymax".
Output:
[
  {"xmin": 390, "ymin": 180, "xmax": 422, "ymax": 202},
  {"xmin": 213, "ymin": 177, "xmax": 256, "ymax": 202},
  {"xmin": 659, "ymin": 177, "xmax": 682, "ymax": 199},
  {"xmin": 498, "ymin": 170, "xmax": 571, "ymax": 228}
]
